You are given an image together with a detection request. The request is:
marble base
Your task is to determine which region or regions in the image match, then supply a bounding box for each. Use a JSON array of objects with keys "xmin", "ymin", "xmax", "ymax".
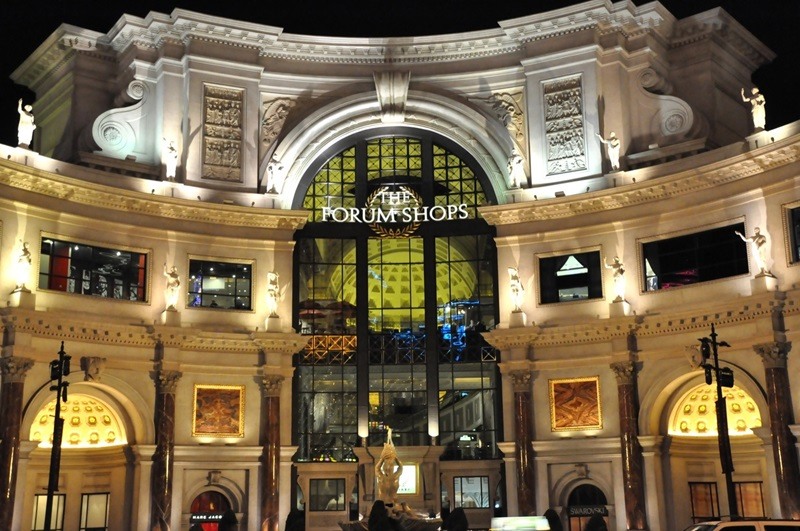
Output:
[
  {"xmin": 161, "ymin": 308, "xmax": 181, "ymax": 326},
  {"xmin": 508, "ymin": 310, "xmax": 527, "ymax": 328},
  {"xmin": 751, "ymin": 274, "xmax": 778, "ymax": 293},
  {"xmin": 609, "ymin": 300, "xmax": 631, "ymax": 317},
  {"xmin": 8, "ymin": 288, "xmax": 35, "ymax": 309},
  {"xmin": 265, "ymin": 315, "xmax": 282, "ymax": 332}
]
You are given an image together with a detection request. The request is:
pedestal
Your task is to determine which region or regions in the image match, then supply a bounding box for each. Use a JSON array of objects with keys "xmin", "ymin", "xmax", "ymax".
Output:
[
  {"xmin": 609, "ymin": 300, "xmax": 631, "ymax": 317},
  {"xmin": 745, "ymin": 129, "xmax": 773, "ymax": 150},
  {"xmin": 508, "ymin": 311, "xmax": 527, "ymax": 328},
  {"xmin": 160, "ymin": 308, "xmax": 181, "ymax": 326},
  {"xmin": 8, "ymin": 289, "xmax": 35, "ymax": 309},
  {"xmin": 265, "ymin": 315, "xmax": 282, "ymax": 332},
  {"xmin": 751, "ymin": 274, "xmax": 778, "ymax": 293}
]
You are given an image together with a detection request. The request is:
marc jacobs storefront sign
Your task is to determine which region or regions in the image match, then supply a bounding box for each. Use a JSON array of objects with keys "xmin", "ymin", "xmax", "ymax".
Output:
[{"xmin": 321, "ymin": 185, "xmax": 469, "ymax": 238}]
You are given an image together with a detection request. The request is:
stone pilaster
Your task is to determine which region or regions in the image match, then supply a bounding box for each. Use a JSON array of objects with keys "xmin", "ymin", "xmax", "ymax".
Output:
[
  {"xmin": 753, "ymin": 342, "xmax": 800, "ymax": 519},
  {"xmin": 611, "ymin": 361, "xmax": 647, "ymax": 530},
  {"xmin": 509, "ymin": 369, "xmax": 535, "ymax": 515},
  {"xmin": 150, "ymin": 369, "xmax": 181, "ymax": 531},
  {"xmin": 0, "ymin": 356, "xmax": 34, "ymax": 530},
  {"xmin": 260, "ymin": 373, "xmax": 284, "ymax": 531}
]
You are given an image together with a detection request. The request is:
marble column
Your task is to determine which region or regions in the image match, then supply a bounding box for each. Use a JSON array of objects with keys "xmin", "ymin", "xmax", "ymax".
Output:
[
  {"xmin": 753, "ymin": 342, "xmax": 800, "ymax": 519},
  {"xmin": 0, "ymin": 356, "xmax": 34, "ymax": 530},
  {"xmin": 611, "ymin": 361, "xmax": 647, "ymax": 530},
  {"xmin": 150, "ymin": 369, "xmax": 182, "ymax": 531},
  {"xmin": 510, "ymin": 370, "xmax": 535, "ymax": 515},
  {"xmin": 260, "ymin": 374, "xmax": 283, "ymax": 531}
]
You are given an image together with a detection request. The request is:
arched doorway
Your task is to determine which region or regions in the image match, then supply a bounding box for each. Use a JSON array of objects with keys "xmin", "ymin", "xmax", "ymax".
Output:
[
  {"xmin": 190, "ymin": 490, "xmax": 232, "ymax": 531},
  {"xmin": 566, "ymin": 484, "xmax": 608, "ymax": 531}
]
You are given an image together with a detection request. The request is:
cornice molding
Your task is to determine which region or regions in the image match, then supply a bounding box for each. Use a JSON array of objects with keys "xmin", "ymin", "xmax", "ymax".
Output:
[
  {"xmin": 479, "ymin": 139, "xmax": 800, "ymax": 226},
  {"xmin": 0, "ymin": 160, "xmax": 308, "ymax": 231}
]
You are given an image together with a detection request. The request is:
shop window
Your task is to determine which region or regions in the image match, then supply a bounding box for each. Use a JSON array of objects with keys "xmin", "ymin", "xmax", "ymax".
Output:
[
  {"xmin": 188, "ymin": 258, "xmax": 252, "ymax": 310},
  {"xmin": 734, "ymin": 481, "xmax": 765, "ymax": 518},
  {"xmin": 79, "ymin": 492, "xmax": 109, "ymax": 531},
  {"xmin": 453, "ymin": 476, "xmax": 490, "ymax": 508},
  {"xmin": 32, "ymin": 493, "xmax": 65, "ymax": 531},
  {"xmin": 539, "ymin": 251, "xmax": 602, "ymax": 304},
  {"xmin": 39, "ymin": 237, "xmax": 147, "ymax": 301},
  {"xmin": 309, "ymin": 479, "xmax": 348, "ymax": 511},
  {"xmin": 642, "ymin": 223, "xmax": 748, "ymax": 291},
  {"xmin": 689, "ymin": 482, "xmax": 720, "ymax": 523},
  {"xmin": 790, "ymin": 207, "xmax": 800, "ymax": 263},
  {"xmin": 566, "ymin": 483, "xmax": 608, "ymax": 531}
]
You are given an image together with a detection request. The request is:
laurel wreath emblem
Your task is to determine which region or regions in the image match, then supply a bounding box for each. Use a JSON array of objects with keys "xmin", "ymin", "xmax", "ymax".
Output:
[{"xmin": 367, "ymin": 185, "xmax": 422, "ymax": 239}]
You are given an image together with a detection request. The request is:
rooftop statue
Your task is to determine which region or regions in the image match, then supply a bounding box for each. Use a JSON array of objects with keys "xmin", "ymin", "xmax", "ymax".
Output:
[
  {"xmin": 507, "ymin": 267, "xmax": 524, "ymax": 312},
  {"xmin": 17, "ymin": 99, "xmax": 36, "ymax": 149},
  {"xmin": 735, "ymin": 227, "xmax": 772, "ymax": 277},
  {"xmin": 604, "ymin": 256, "xmax": 625, "ymax": 302},
  {"xmin": 741, "ymin": 87, "xmax": 766, "ymax": 131},
  {"xmin": 163, "ymin": 263, "xmax": 181, "ymax": 310}
]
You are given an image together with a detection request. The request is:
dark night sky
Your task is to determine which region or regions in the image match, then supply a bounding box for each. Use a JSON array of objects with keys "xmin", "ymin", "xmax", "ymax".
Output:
[{"xmin": 1, "ymin": 0, "xmax": 798, "ymax": 148}]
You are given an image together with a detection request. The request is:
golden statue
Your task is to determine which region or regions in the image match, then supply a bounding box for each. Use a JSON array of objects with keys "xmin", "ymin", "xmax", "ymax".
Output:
[{"xmin": 375, "ymin": 427, "xmax": 403, "ymax": 504}]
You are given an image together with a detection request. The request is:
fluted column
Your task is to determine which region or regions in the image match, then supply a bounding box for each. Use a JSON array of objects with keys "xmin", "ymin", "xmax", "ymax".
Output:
[
  {"xmin": 611, "ymin": 361, "xmax": 647, "ymax": 530},
  {"xmin": 510, "ymin": 370, "xmax": 535, "ymax": 515},
  {"xmin": 150, "ymin": 369, "xmax": 182, "ymax": 531},
  {"xmin": 0, "ymin": 357, "xmax": 34, "ymax": 530},
  {"xmin": 753, "ymin": 342, "xmax": 800, "ymax": 518},
  {"xmin": 260, "ymin": 374, "xmax": 283, "ymax": 531}
]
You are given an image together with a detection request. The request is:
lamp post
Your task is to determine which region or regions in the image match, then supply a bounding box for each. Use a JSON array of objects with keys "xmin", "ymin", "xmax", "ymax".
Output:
[
  {"xmin": 698, "ymin": 324, "xmax": 737, "ymax": 518},
  {"xmin": 44, "ymin": 342, "xmax": 70, "ymax": 531}
]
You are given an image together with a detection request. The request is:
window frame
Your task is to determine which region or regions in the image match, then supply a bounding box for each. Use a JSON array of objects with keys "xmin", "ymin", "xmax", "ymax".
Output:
[
  {"xmin": 32, "ymin": 493, "xmax": 66, "ymax": 531},
  {"xmin": 536, "ymin": 247, "xmax": 603, "ymax": 305},
  {"xmin": 689, "ymin": 481, "xmax": 720, "ymax": 524},
  {"xmin": 782, "ymin": 200, "xmax": 800, "ymax": 266},
  {"xmin": 79, "ymin": 492, "xmax": 110, "ymax": 531},
  {"xmin": 308, "ymin": 478, "xmax": 347, "ymax": 512},
  {"xmin": 453, "ymin": 475, "xmax": 490, "ymax": 509},
  {"xmin": 186, "ymin": 255, "xmax": 255, "ymax": 311},
  {"xmin": 733, "ymin": 481, "xmax": 765, "ymax": 518},
  {"xmin": 38, "ymin": 233, "xmax": 150, "ymax": 303}
]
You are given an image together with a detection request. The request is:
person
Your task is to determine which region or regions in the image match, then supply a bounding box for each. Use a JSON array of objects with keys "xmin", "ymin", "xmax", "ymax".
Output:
[
  {"xmin": 604, "ymin": 256, "xmax": 625, "ymax": 302},
  {"xmin": 219, "ymin": 508, "xmax": 238, "ymax": 531},
  {"xmin": 596, "ymin": 132, "xmax": 621, "ymax": 171},
  {"xmin": 543, "ymin": 508, "xmax": 563, "ymax": 531},
  {"xmin": 375, "ymin": 427, "xmax": 403, "ymax": 504},
  {"xmin": 368, "ymin": 500, "xmax": 401, "ymax": 531},
  {"xmin": 741, "ymin": 87, "xmax": 766, "ymax": 131},
  {"xmin": 266, "ymin": 270, "xmax": 280, "ymax": 317},
  {"xmin": 508, "ymin": 267, "xmax": 524, "ymax": 312},
  {"xmin": 507, "ymin": 148, "xmax": 526, "ymax": 188},
  {"xmin": 583, "ymin": 513, "xmax": 607, "ymax": 531},
  {"xmin": 735, "ymin": 227, "xmax": 771, "ymax": 276},
  {"xmin": 17, "ymin": 98, "xmax": 36, "ymax": 148},
  {"xmin": 189, "ymin": 525, "xmax": 203, "ymax": 531},
  {"xmin": 163, "ymin": 263, "xmax": 180, "ymax": 310},
  {"xmin": 441, "ymin": 507, "xmax": 468, "ymax": 531}
]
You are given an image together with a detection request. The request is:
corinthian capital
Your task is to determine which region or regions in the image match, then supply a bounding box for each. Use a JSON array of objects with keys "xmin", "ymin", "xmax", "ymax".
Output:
[
  {"xmin": 610, "ymin": 361, "xmax": 635, "ymax": 385},
  {"xmin": 154, "ymin": 370, "xmax": 182, "ymax": 393},
  {"xmin": 753, "ymin": 341, "xmax": 791, "ymax": 369},
  {"xmin": 260, "ymin": 373, "xmax": 284, "ymax": 397},
  {"xmin": 509, "ymin": 370, "xmax": 532, "ymax": 392},
  {"xmin": 0, "ymin": 356, "xmax": 35, "ymax": 383}
]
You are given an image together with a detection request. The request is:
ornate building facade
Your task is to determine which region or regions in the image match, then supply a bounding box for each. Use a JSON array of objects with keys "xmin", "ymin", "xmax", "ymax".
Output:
[{"xmin": 1, "ymin": 1, "xmax": 799, "ymax": 531}]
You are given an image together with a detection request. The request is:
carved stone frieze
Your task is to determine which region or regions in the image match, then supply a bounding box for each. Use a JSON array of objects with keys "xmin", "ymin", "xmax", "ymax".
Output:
[
  {"xmin": 543, "ymin": 75, "xmax": 587, "ymax": 176},
  {"xmin": 80, "ymin": 356, "xmax": 107, "ymax": 382},
  {"xmin": 753, "ymin": 341, "xmax": 792, "ymax": 369},
  {"xmin": 203, "ymin": 85, "xmax": 244, "ymax": 183},
  {"xmin": 261, "ymin": 98, "xmax": 297, "ymax": 150},
  {"xmin": 0, "ymin": 357, "xmax": 35, "ymax": 383},
  {"xmin": 478, "ymin": 92, "xmax": 525, "ymax": 146}
]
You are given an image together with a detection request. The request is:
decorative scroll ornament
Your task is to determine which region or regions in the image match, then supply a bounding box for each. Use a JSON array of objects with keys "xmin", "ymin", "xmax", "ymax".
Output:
[
  {"xmin": 482, "ymin": 92, "xmax": 525, "ymax": 145},
  {"xmin": 92, "ymin": 80, "xmax": 155, "ymax": 163},
  {"xmin": 374, "ymin": 71, "xmax": 411, "ymax": 124}
]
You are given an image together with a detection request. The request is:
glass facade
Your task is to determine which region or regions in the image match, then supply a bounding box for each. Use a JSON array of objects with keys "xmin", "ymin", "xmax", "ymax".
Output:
[
  {"xmin": 187, "ymin": 258, "xmax": 252, "ymax": 309},
  {"xmin": 293, "ymin": 133, "xmax": 500, "ymax": 462}
]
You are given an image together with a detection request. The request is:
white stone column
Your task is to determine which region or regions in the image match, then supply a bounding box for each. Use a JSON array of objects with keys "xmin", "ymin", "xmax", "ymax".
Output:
[
  {"xmin": 130, "ymin": 445, "xmax": 156, "ymax": 531},
  {"xmin": 639, "ymin": 435, "xmax": 665, "ymax": 531}
]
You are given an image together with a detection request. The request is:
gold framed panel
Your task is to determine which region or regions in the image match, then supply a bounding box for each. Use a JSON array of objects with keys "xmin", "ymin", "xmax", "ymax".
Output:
[
  {"xmin": 548, "ymin": 376, "xmax": 602, "ymax": 432},
  {"xmin": 192, "ymin": 384, "xmax": 245, "ymax": 437}
]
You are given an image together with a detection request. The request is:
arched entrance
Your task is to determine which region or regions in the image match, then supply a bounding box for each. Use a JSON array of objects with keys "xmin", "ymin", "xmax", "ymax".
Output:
[
  {"xmin": 566, "ymin": 484, "xmax": 608, "ymax": 531},
  {"xmin": 190, "ymin": 490, "xmax": 232, "ymax": 530}
]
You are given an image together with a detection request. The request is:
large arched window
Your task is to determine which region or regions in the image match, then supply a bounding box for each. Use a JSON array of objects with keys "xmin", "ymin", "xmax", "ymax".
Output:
[{"xmin": 293, "ymin": 131, "xmax": 500, "ymax": 462}]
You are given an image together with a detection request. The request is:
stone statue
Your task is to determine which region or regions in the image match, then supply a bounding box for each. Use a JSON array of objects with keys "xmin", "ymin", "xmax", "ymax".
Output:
[
  {"xmin": 15, "ymin": 240, "xmax": 32, "ymax": 291},
  {"xmin": 80, "ymin": 356, "xmax": 106, "ymax": 382},
  {"xmin": 507, "ymin": 267, "xmax": 524, "ymax": 312},
  {"xmin": 735, "ymin": 227, "xmax": 772, "ymax": 276},
  {"xmin": 163, "ymin": 138, "xmax": 178, "ymax": 179},
  {"xmin": 604, "ymin": 256, "xmax": 625, "ymax": 302},
  {"xmin": 163, "ymin": 263, "xmax": 180, "ymax": 310},
  {"xmin": 507, "ymin": 148, "xmax": 526, "ymax": 188},
  {"xmin": 17, "ymin": 98, "xmax": 36, "ymax": 149},
  {"xmin": 741, "ymin": 87, "xmax": 766, "ymax": 131},
  {"xmin": 266, "ymin": 271, "xmax": 280, "ymax": 317},
  {"xmin": 596, "ymin": 132, "xmax": 621, "ymax": 171},
  {"xmin": 266, "ymin": 156, "xmax": 286, "ymax": 194},
  {"xmin": 375, "ymin": 427, "xmax": 403, "ymax": 504}
]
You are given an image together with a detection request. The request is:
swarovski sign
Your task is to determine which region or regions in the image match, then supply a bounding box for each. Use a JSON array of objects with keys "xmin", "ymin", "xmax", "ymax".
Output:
[{"xmin": 321, "ymin": 185, "xmax": 468, "ymax": 237}]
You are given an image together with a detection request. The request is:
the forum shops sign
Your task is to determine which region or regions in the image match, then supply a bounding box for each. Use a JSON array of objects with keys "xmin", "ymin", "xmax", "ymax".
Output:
[{"xmin": 321, "ymin": 185, "xmax": 468, "ymax": 238}]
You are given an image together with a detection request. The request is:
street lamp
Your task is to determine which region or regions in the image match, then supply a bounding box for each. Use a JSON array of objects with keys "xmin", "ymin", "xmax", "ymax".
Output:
[
  {"xmin": 44, "ymin": 342, "xmax": 70, "ymax": 531},
  {"xmin": 698, "ymin": 324, "xmax": 737, "ymax": 518}
]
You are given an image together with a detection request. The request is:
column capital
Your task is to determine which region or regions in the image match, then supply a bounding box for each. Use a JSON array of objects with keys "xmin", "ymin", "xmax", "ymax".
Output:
[
  {"xmin": 0, "ymin": 356, "xmax": 34, "ymax": 383},
  {"xmin": 610, "ymin": 360, "xmax": 635, "ymax": 385},
  {"xmin": 154, "ymin": 369, "xmax": 182, "ymax": 393},
  {"xmin": 509, "ymin": 370, "xmax": 532, "ymax": 392},
  {"xmin": 753, "ymin": 341, "xmax": 791, "ymax": 369},
  {"xmin": 260, "ymin": 373, "xmax": 284, "ymax": 397}
]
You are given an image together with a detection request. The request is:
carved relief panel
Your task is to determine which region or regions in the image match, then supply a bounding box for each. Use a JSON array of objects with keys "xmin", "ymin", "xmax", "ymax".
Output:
[
  {"xmin": 543, "ymin": 75, "xmax": 587, "ymax": 176},
  {"xmin": 202, "ymin": 85, "xmax": 244, "ymax": 183}
]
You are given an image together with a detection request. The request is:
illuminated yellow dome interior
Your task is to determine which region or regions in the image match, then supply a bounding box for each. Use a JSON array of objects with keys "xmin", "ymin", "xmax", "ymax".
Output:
[
  {"xmin": 669, "ymin": 383, "xmax": 762, "ymax": 436},
  {"xmin": 30, "ymin": 394, "xmax": 127, "ymax": 448}
]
